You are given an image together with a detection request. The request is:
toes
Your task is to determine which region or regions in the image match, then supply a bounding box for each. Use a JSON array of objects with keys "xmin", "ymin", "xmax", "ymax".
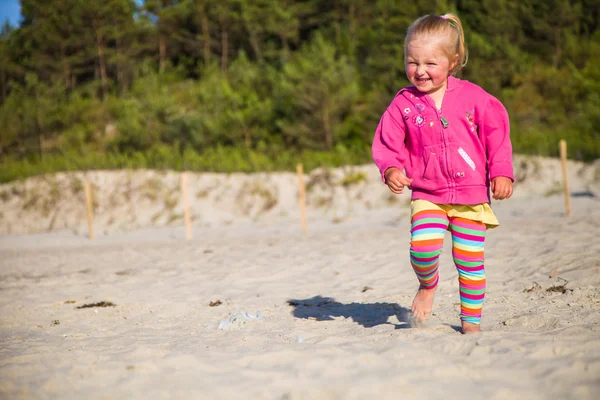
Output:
[{"xmin": 409, "ymin": 313, "xmax": 423, "ymax": 328}]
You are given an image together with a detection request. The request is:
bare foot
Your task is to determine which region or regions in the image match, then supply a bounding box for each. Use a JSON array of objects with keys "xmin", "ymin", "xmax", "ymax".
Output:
[
  {"xmin": 461, "ymin": 321, "xmax": 482, "ymax": 334},
  {"xmin": 411, "ymin": 286, "xmax": 436, "ymax": 322}
]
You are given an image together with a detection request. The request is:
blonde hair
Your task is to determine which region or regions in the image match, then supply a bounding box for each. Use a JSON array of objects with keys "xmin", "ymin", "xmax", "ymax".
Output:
[{"xmin": 404, "ymin": 13, "xmax": 468, "ymax": 76}]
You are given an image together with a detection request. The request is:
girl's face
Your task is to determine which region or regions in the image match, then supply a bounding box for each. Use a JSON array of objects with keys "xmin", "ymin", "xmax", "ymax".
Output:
[{"xmin": 405, "ymin": 38, "xmax": 457, "ymax": 97}]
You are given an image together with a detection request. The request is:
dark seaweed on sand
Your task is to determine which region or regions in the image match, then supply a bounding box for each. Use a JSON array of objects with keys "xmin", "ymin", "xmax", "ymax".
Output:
[
  {"xmin": 76, "ymin": 301, "xmax": 117, "ymax": 309},
  {"xmin": 546, "ymin": 283, "xmax": 572, "ymax": 294}
]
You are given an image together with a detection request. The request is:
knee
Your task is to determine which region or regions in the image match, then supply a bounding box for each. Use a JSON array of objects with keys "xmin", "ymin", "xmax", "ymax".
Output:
[{"xmin": 454, "ymin": 262, "xmax": 486, "ymax": 278}]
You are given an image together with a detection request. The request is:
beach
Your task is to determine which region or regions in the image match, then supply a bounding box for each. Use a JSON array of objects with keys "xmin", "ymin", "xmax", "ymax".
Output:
[{"xmin": 1, "ymin": 156, "xmax": 599, "ymax": 399}]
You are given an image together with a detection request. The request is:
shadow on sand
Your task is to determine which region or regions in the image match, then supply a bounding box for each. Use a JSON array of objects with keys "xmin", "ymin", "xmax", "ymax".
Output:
[{"xmin": 287, "ymin": 295, "xmax": 413, "ymax": 329}]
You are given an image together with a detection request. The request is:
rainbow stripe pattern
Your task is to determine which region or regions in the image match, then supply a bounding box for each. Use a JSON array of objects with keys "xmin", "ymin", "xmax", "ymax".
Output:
[
  {"xmin": 410, "ymin": 209, "xmax": 449, "ymax": 289},
  {"xmin": 450, "ymin": 217, "xmax": 486, "ymax": 324},
  {"xmin": 410, "ymin": 209, "xmax": 487, "ymax": 324}
]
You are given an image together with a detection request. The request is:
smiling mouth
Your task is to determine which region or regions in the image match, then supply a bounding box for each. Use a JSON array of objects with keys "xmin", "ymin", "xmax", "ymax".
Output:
[{"xmin": 416, "ymin": 77, "xmax": 431, "ymax": 84}]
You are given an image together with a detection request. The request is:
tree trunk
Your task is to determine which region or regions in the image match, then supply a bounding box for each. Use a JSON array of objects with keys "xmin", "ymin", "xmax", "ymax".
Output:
[
  {"xmin": 159, "ymin": 34, "xmax": 167, "ymax": 72},
  {"xmin": 240, "ymin": 115, "xmax": 251, "ymax": 147},
  {"xmin": 38, "ymin": 133, "xmax": 44, "ymax": 160},
  {"xmin": 243, "ymin": 11, "xmax": 262, "ymax": 62},
  {"xmin": 349, "ymin": 4, "xmax": 356, "ymax": 58},
  {"xmin": 280, "ymin": 33, "xmax": 290, "ymax": 60},
  {"xmin": 322, "ymin": 103, "xmax": 332, "ymax": 150},
  {"xmin": 115, "ymin": 26, "xmax": 123, "ymax": 92},
  {"xmin": 249, "ymin": 31, "xmax": 262, "ymax": 62},
  {"xmin": 35, "ymin": 93, "xmax": 43, "ymax": 160},
  {"xmin": 334, "ymin": 1, "xmax": 341, "ymax": 41},
  {"xmin": 61, "ymin": 42, "xmax": 71, "ymax": 89},
  {"xmin": 202, "ymin": 13, "xmax": 211, "ymax": 65},
  {"xmin": 553, "ymin": 30, "xmax": 562, "ymax": 67},
  {"xmin": 221, "ymin": 25, "xmax": 229, "ymax": 73},
  {"xmin": 95, "ymin": 25, "xmax": 109, "ymax": 99},
  {"xmin": 1, "ymin": 70, "xmax": 6, "ymax": 103},
  {"xmin": 279, "ymin": 0, "xmax": 290, "ymax": 60}
]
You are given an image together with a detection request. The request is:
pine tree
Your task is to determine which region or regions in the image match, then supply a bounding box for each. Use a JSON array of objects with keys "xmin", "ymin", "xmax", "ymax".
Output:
[{"xmin": 275, "ymin": 34, "xmax": 360, "ymax": 150}]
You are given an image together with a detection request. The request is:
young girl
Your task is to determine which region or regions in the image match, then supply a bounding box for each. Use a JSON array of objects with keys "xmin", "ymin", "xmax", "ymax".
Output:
[{"xmin": 372, "ymin": 13, "xmax": 514, "ymax": 334}]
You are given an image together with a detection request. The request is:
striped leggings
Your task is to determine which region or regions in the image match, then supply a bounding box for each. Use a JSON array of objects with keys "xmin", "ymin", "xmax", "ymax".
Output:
[{"xmin": 410, "ymin": 208, "xmax": 486, "ymax": 324}]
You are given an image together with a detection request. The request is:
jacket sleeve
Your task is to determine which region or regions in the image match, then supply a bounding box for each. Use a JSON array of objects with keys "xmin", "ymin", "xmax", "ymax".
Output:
[
  {"xmin": 480, "ymin": 96, "xmax": 514, "ymax": 181},
  {"xmin": 372, "ymin": 103, "xmax": 407, "ymax": 183}
]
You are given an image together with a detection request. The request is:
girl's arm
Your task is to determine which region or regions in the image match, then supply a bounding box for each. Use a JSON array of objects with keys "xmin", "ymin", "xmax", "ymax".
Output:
[
  {"xmin": 372, "ymin": 105, "xmax": 408, "ymax": 183},
  {"xmin": 480, "ymin": 96, "xmax": 514, "ymax": 182}
]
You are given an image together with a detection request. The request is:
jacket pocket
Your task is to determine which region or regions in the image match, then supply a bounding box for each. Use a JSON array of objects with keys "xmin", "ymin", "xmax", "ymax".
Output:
[{"xmin": 419, "ymin": 144, "xmax": 447, "ymax": 190}]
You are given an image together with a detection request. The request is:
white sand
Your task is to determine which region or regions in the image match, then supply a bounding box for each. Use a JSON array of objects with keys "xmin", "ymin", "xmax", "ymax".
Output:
[{"xmin": 1, "ymin": 156, "xmax": 600, "ymax": 399}]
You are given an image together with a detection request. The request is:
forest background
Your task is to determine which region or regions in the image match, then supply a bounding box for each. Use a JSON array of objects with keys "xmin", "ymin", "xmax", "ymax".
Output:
[{"xmin": 0, "ymin": 0, "xmax": 598, "ymax": 183}]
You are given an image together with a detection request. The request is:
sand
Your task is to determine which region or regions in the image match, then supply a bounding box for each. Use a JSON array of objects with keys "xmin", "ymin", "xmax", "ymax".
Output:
[{"xmin": 1, "ymin": 156, "xmax": 600, "ymax": 399}]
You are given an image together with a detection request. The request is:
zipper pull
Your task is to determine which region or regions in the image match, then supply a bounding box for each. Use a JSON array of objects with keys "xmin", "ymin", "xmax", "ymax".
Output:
[{"xmin": 440, "ymin": 117, "xmax": 449, "ymax": 129}]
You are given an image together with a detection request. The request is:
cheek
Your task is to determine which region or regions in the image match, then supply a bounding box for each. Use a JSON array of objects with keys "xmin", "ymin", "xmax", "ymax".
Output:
[{"xmin": 429, "ymin": 68, "xmax": 445, "ymax": 81}]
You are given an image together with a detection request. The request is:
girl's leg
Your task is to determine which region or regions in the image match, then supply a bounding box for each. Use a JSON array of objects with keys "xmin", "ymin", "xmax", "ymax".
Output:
[
  {"xmin": 410, "ymin": 208, "xmax": 450, "ymax": 320},
  {"xmin": 449, "ymin": 217, "xmax": 486, "ymax": 332}
]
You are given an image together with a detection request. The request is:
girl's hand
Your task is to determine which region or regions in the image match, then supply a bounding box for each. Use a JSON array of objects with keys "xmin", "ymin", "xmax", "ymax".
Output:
[
  {"xmin": 491, "ymin": 176, "xmax": 513, "ymax": 200},
  {"xmin": 384, "ymin": 167, "xmax": 413, "ymax": 194}
]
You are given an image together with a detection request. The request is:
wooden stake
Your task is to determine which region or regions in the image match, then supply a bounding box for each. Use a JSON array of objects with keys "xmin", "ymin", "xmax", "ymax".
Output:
[
  {"xmin": 84, "ymin": 178, "xmax": 94, "ymax": 239},
  {"xmin": 297, "ymin": 164, "xmax": 307, "ymax": 233},
  {"xmin": 181, "ymin": 172, "xmax": 192, "ymax": 240},
  {"xmin": 559, "ymin": 140, "xmax": 571, "ymax": 217}
]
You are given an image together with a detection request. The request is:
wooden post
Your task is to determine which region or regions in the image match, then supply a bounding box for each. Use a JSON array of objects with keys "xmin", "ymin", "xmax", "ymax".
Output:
[
  {"xmin": 181, "ymin": 172, "xmax": 192, "ymax": 240},
  {"xmin": 559, "ymin": 140, "xmax": 571, "ymax": 217},
  {"xmin": 297, "ymin": 164, "xmax": 307, "ymax": 233},
  {"xmin": 84, "ymin": 178, "xmax": 94, "ymax": 239}
]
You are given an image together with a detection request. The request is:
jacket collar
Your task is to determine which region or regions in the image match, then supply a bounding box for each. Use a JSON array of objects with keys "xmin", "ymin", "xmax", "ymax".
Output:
[
  {"xmin": 446, "ymin": 75, "xmax": 460, "ymax": 92},
  {"xmin": 398, "ymin": 75, "xmax": 462, "ymax": 97}
]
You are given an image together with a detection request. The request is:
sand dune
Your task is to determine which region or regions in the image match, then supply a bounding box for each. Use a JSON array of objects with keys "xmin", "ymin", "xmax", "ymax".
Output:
[
  {"xmin": 1, "ymin": 157, "xmax": 599, "ymax": 399},
  {"xmin": 0, "ymin": 155, "xmax": 598, "ymax": 236}
]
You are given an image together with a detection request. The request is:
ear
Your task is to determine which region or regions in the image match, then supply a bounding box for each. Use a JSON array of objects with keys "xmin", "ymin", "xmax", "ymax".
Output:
[{"xmin": 449, "ymin": 54, "xmax": 459, "ymax": 72}]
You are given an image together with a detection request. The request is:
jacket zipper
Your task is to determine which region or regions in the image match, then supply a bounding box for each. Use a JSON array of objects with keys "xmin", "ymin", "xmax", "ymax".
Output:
[
  {"xmin": 415, "ymin": 93, "xmax": 456, "ymax": 203},
  {"xmin": 436, "ymin": 103, "xmax": 454, "ymax": 203}
]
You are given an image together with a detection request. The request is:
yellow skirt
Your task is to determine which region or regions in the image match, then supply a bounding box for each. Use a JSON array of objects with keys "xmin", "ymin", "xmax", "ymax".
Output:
[{"xmin": 411, "ymin": 199, "xmax": 499, "ymax": 229}]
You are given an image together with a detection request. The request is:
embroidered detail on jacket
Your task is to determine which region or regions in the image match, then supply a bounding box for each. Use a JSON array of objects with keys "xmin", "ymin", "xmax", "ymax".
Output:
[
  {"xmin": 458, "ymin": 147, "xmax": 476, "ymax": 171},
  {"xmin": 466, "ymin": 109, "xmax": 475, "ymax": 125},
  {"xmin": 466, "ymin": 109, "xmax": 476, "ymax": 132},
  {"xmin": 415, "ymin": 103, "xmax": 425, "ymax": 112},
  {"xmin": 404, "ymin": 107, "xmax": 411, "ymax": 114},
  {"xmin": 413, "ymin": 114, "xmax": 426, "ymax": 127}
]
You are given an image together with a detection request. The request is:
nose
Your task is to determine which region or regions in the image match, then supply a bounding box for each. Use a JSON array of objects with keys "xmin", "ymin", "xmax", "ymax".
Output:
[{"xmin": 416, "ymin": 64, "xmax": 426, "ymax": 75}]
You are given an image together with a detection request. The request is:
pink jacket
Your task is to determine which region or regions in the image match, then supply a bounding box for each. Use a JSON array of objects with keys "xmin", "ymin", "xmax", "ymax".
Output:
[{"xmin": 372, "ymin": 76, "xmax": 514, "ymax": 205}]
